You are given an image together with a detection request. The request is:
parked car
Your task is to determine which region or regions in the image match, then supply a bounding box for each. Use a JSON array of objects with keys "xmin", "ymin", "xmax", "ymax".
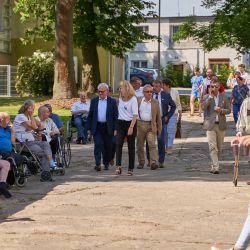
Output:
[
  {"xmin": 130, "ymin": 67, "xmax": 154, "ymax": 85},
  {"xmin": 142, "ymin": 68, "xmax": 159, "ymax": 80}
]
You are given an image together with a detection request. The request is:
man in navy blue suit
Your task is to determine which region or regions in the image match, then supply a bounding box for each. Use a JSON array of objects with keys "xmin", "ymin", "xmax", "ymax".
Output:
[
  {"xmin": 86, "ymin": 83, "xmax": 118, "ymax": 171},
  {"xmin": 146, "ymin": 80, "xmax": 176, "ymax": 168}
]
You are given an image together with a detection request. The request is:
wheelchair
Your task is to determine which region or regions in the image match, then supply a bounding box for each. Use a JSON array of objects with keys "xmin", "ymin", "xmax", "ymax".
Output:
[
  {"xmin": 13, "ymin": 140, "xmax": 43, "ymax": 183},
  {"xmin": 50, "ymin": 134, "xmax": 69, "ymax": 175},
  {"xmin": 66, "ymin": 114, "xmax": 91, "ymax": 145},
  {"xmin": 1, "ymin": 148, "xmax": 40, "ymax": 187}
]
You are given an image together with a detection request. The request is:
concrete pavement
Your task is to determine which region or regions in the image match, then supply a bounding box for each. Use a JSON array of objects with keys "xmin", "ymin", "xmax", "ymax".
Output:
[{"xmin": 1, "ymin": 112, "xmax": 250, "ymax": 250}]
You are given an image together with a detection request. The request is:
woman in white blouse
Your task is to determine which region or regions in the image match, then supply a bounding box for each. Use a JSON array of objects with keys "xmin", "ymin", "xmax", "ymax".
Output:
[{"xmin": 115, "ymin": 80, "xmax": 138, "ymax": 176}]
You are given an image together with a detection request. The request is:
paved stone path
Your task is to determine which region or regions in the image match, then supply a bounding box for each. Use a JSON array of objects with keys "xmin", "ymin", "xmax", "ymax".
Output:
[{"xmin": 1, "ymin": 113, "xmax": 250, "ymax": 250}]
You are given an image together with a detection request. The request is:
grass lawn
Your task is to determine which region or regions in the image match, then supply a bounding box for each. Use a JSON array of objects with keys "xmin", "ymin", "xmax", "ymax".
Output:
[{"xmin": 0, "ymin": 97, "xmax": 72, "ymax": 128}]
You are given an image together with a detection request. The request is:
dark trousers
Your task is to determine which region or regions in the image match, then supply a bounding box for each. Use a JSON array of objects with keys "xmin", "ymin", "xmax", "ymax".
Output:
[
  {"xmin": 50, "ymin": 136, "xmax": 59, "ymax": 155},
  {"xmin": 93, "ymin": 122, "xmax": 112, "ymax": 166},
  {"xmin": 111, "ymin": 136, "xmax": 116, "ymax": 161},
  {"xmin": 74, "ymin": 116, "xmax": 87, "ymax": 140},
  {"xmin": 116, "ymin": 120, "xmax": 137, "ymax": 170},
  {"xmin": 146, "ymin": 119, "xmax": 165, "ymax": 163},
  {"xmin": 233, "ymin": 103, "xmax": 241, "ymax": 123}
]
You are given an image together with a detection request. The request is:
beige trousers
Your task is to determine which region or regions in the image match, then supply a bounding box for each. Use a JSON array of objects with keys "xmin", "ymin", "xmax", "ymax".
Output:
[
  {"xmin": 206, "ymin": 124, "xmax": 225, "ymax": 170},
  {"xmin": 137, "ymin": 121, "xmax": 157, "ymax": 165}
]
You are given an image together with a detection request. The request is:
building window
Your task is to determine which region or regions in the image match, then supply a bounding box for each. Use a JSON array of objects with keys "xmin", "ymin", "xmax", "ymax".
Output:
[
  {"xmin": 0, "ymin": 0, "xmax": 4, "ymax": 32},
  {"xmin": 209, "ymin": 58, "xmax": 230, "ymax": 72},
  {"xmin": 135, "ymin": 26, "xmax": 149, "ymax": 33},
  {"xmin": 131, "ymin": 60, "xmax": 148, "ymax": 68}
]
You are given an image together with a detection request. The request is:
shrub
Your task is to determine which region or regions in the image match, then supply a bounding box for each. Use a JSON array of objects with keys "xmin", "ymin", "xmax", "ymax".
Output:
[
  {"xmin": 16, "ymin": 51, "xmax": 54, "ymax": 96},
  {"xmin": 161, "ymin": 63, "xmax": 192, "ymax": 87}
]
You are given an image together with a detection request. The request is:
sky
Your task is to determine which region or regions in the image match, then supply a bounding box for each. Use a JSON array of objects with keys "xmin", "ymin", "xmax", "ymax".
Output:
[{"xmin": 151, "ymin": 0, "xmax": 213, "ymax": 17}]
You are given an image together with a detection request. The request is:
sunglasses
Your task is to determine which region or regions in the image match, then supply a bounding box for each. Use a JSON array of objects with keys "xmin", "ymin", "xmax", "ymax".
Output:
[
  {"xmin": 144, "ymin": 90, "xmax": 153, "ymax": 93},
  {"xmin": 98, "ymin": 90, "xmax": 106, "ymax": 93}
]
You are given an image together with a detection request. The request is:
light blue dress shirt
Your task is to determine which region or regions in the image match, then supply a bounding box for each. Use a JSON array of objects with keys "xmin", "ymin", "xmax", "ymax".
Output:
[{"xmin": 98, "ymin": 97, "xmax": 107, "ymax": 122}]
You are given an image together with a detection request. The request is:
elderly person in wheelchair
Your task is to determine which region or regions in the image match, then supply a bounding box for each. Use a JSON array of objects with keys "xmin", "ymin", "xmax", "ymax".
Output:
[
  {"xmin": 71, "ymin": 91, "xmax": 90, "ymax": 144},
  {"xmin": 13, "ymin": 100, "xmax": 58, "ymax": 182},
  {"xmin": 0, "ymin": 112, "xmax": 12, "ymax": 198},
  {"xmin": 35, "ymin": 106, "xmax": 62, "ymax": 162}
]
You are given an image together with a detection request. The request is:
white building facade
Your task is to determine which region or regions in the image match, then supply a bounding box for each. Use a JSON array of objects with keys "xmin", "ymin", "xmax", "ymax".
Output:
[{"xmin": 128, "ymin": 16, "xmax": 250, "ymax": 73}]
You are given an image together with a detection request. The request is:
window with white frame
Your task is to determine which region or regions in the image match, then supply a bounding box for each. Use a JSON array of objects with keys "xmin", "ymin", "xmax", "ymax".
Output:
[
  {"xmin": 131, "ymin": 60, "xmax": 148, "ymax": 68},
  {"xmin": 135, "ymin": 26, "xmax": 149, "ymax": 33}
]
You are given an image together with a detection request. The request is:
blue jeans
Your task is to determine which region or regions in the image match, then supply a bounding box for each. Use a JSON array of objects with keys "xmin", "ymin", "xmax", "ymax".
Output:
[
  {"xmin": 164, "ymin": 114, "xmax": 177, "ymax": 148},
  {"xmin": 233, "ymin": 103, "xmax": 241, "ymax": 124},
  {"xmin": 235, "ymin": 203, "xmax": 250, "ymax": 249},
  {"xmin": 74, "ymin": 116, "xmax": 87, "ymax": 140},
  {"xmin": 146, "ymin": 119, "xmax": 165, "ymax": 163}
]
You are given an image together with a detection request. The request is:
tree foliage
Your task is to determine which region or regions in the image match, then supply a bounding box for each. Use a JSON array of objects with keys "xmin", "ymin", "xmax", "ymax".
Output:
[
  {"xmin": 14, "ymin": 0, "xmax": 156, "ymax": 58},
  {"xmin": 14, "ymin": 0, "xmax": 156, "ymax": 92},
  {"xmin": 173, "ymin": 0, "xmax": 250, "ymax": 53}
]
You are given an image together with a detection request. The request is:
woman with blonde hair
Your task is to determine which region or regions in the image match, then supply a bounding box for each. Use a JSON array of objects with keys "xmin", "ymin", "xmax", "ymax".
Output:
[{"xmin": 115, "ymin": 80, "xmax": 138, "ymax": 176}]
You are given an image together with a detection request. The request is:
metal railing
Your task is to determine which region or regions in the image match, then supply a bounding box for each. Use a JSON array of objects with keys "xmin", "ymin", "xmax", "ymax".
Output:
[{"xmin": 0, "ymin": 65, "xmax": 18, "ymax": 96}]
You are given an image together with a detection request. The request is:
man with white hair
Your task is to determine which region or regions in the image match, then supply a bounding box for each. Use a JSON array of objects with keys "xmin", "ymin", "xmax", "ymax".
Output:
[
  {"xmin": 86, "ymin": 83, "xmax": 118, "ymax": 171},
  {"xmin": 71, "ymin": 91, "xmax": 90, "ymax": 144}
]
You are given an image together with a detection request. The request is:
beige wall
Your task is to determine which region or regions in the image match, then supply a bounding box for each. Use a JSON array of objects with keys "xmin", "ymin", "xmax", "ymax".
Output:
[{"xmin": 0, "ymin": 52, "xmax": 11, "ymax": 64}]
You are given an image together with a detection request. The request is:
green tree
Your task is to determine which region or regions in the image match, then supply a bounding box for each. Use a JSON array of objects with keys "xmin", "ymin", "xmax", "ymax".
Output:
[
  {"xmin": 173, "ymin": 0, "xmax": 250, "ymax": 53},
  {"xmin": 14, "ymin": 0, "xmax": 156, "ymax": 96},
  {"xmin": 14, "ymin": 0, "xmax": 77, "ymax": 99}
]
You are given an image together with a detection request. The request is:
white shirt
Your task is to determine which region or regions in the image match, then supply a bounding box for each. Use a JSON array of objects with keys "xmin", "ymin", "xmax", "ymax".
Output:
[
  {"xmin": 153, "ymin": 91, "xmax": 162, "ymax": 116},
  {"xmin": 139, "ymin": 98, "xmax": 152, "ymax": 121},
  {"xmin": 14, "ymin": 114, "xmax": 35, "ymax": 142},
  {"xmin": 98, "ymin": 97, "xmax": 107, "ymax": 122},
  {"xmin": 214, "ymin": 94, "xmax": 219, "ymax": 122},
  {"xmin": 118, "ymin": 96, "xmax": 138, "ymax": 121},
  {"xmin": 134, "ymin": 87, "xmax": 144, "ymax": 97},
  {"xmin": 71, "ymin": 101, "xmax": 90, "ymax": 115},
  {"xmin": 35, "ymin": 117, "xmax": 59, "ymax": 142}
]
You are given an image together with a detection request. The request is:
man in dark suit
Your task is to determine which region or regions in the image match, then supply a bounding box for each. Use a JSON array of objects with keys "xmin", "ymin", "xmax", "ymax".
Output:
[
  {"xmin": 146, "ymin": 80, "xmax": 176, "ymax": 168},
  {"xmin": 86, "ymin": 83, "xmax": 118, "ymax": 171}
]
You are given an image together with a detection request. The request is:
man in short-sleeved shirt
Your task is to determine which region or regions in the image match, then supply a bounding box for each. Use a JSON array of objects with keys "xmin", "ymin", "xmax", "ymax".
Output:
[{"xmin": 71, "ymin": 91, "xmax": 90, "ymax": 144}]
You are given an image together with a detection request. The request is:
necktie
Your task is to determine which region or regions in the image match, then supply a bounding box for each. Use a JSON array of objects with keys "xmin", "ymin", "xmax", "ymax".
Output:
[{"xmin": 155, "ymin": 92, "xmax": 158, "ymax": 100}]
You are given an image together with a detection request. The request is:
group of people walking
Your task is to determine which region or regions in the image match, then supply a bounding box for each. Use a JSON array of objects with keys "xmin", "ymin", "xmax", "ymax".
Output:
[{"xmin": 85, "ymin": 79, "xmax": 179, "ymax": 176}]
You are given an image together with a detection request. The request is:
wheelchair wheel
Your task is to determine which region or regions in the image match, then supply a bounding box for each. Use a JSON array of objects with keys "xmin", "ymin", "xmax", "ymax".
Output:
[
  {"xmin": 15, "ymin": 176, "xmax": 27, "ymax": 187},
  {"xmin": 63, "ymin": 140, "xmax": 71, "ymax": 168},
  {"xmin": 14, "ymin": 163, "xmax": 29, "ymax": 187},
  {"xmin": 66, "ymin": 119, "xmax": 73, "ymax": 143}
]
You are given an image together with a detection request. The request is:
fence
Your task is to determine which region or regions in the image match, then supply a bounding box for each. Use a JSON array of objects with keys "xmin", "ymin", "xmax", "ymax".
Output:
[{"xmin": 0, "ymin": 65, "xmax": 18, "ymax": 96}]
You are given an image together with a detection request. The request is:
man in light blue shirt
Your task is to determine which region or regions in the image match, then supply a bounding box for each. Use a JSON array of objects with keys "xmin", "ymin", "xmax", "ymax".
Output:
[{"xmin": 86, "ymin": 83, "xmax": 118, "ymax": 171}]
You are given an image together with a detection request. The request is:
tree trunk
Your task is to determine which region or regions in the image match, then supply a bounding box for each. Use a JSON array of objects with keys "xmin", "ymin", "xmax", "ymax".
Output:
[
  {"xmin": 81, "ymin": 42, "xmax": 101, "ymax": 93},
  {"xmin": 53, "ymin": 0, "xmax": 77, "ymax": 99}
]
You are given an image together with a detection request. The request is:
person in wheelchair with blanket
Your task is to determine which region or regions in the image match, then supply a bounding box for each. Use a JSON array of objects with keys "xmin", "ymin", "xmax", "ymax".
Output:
[{"xmin": 13, "ymin": 100, "xmax": 58, "ymax": 182}]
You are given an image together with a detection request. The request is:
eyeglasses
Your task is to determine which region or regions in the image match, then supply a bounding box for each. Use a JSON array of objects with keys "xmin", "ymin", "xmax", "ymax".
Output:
[
  {"xmin": 98, "ymin": 90, "xmax": 106, "ymax": 93},
  {"xmin": 144, "ymin": 90, "xmax": 153, "ymax": 93}
]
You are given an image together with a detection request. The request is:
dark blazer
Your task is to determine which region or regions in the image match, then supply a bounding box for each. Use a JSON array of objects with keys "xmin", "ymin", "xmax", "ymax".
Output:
[
  {"xmin": 202, "ymin": 93, "xmax": 231, "ymax": 131},
  {"xmin": 158, "ymin": 91, "xmax": 176, "ymax": 120},
  {"xmin": 86, "ymin": 96, "xmax": 118, "ymax": 135}
]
